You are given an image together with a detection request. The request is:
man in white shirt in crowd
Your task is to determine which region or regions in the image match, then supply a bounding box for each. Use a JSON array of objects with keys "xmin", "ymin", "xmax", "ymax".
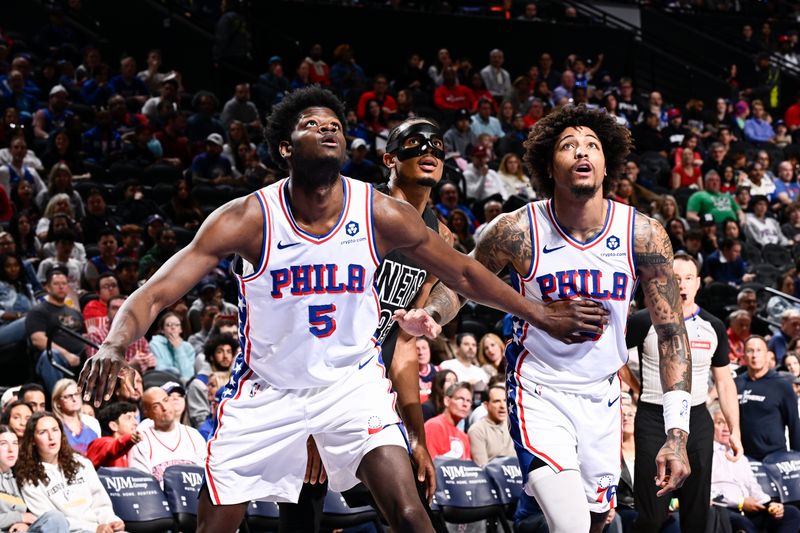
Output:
[
  {"xmin": 129, "ymin": 386, "xmax": 206, "ymax": 485},
  {"xmin": 439, "ymin": 333, "xmax": 489, "ymax": 390}
]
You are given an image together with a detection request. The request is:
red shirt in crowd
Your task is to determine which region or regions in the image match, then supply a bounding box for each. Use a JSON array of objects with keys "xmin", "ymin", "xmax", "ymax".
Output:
[
  {"xmin": 86, "ymin": 434, "xmax": 137, "ymax": 468},
  {"xmin": 424, "ymin": 414, "xmax": 471, "ymax": 460}
]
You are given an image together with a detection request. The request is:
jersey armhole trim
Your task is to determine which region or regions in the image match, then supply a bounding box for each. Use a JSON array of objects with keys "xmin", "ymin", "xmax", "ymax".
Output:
[
  {"xmin": 627, "ymin": 205, "xmax": 637, "ymax": 280},
  {"xmin": 521, "ymin": 203, "xmax": 539, "ymax": 282},
  {"xmin": 241, "ymin": 189, "xmax": 271, "ymax": 282},
  {"xmin": 366, "ymin": 183, "xmax": 382, "ymax": 267}
]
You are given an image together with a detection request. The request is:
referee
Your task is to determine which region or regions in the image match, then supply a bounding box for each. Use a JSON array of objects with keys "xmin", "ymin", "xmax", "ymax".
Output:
[{"xmin": 626, "ymin": 252, "xmax": 742, "ymax": 533}]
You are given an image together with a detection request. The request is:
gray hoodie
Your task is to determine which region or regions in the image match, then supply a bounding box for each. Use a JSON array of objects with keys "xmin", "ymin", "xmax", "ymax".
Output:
[{"xmin": 0, "ymin": 470, "xmax": 27, "ymax": 530}]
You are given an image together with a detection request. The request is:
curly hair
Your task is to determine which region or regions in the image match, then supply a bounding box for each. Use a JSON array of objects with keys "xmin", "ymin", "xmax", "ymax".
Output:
[
  {"xmin": 15, "ymin": 412, "xmax": 81, "ymax": 488},
  {"xmin": 203, "ymin": 334, "xmax": 239, "ymax": 367},
  {"xmin": 523, "ymin": 105, "xmax": 633, "ymax": 198},
  {"xmin": 263, "ymin": 86, "xmax": 347, "ymax": 171}
]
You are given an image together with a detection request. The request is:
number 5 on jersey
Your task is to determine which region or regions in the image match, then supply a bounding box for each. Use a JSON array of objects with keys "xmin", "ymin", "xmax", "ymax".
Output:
[{"xmin": 309, "ymin": 304, "xmax": 337, "ymax": 337}]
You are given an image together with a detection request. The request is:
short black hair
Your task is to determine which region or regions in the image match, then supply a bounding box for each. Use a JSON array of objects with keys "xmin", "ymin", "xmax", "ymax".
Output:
[
  {"xmin": 456, "ymin": 332, "xmax": 476, "ymax": 346},
  {"xmin": 524, "ymin": 104, "xmax": 633, "ymax": 198},
  {"xmin": 97, "ymin": 271, "xmax": 118, "ymax": 286},
  {"xmin": 203, "ymin": 334, "xmax": 239, "ymax": 365},
  {"xmin": 263, "ymin": 86, "xmax": 347, "ymax": 171},
  {"xmin": 45, "ymin": 266, "xmax": 69, "ymax": 284},
  {"xmin": 18, "ymin": 383, "xmax": 45, "ymax": 399},
  {"xmin": 96, "ymin": 228, "xmax": 117, "ymax": 241},
  {"xmin": 96, "ymin": 401, "xmax": 138, "ymax": 436}
]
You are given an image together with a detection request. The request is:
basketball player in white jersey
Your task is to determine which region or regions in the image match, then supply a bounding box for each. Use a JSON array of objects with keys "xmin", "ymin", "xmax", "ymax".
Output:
[
  {"xmin": 77, "ymin": 87, "xmax": 606, "ymax": 533},
  {"xmin": 414, "ymin": 104, "xmax": 692, "ymax": 533}
]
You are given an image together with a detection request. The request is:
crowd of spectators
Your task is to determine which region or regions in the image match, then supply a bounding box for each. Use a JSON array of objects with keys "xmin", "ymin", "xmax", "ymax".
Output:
[{"xmin": 1, "ymin": 0, "xmax": 800, "ymax": 531}]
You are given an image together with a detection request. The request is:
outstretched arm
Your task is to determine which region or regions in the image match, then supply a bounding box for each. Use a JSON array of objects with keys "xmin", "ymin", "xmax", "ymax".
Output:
[
  {"xmin": 634, "ymin": 215, "xmax": 692, "ymax": 496},
  {"xmin": 378, "ymin": 197, "xmax": 607, "ymax": 343},
  {"xmin": 79, "ymin": 195, "xmax": 264, "ymax": 405}
]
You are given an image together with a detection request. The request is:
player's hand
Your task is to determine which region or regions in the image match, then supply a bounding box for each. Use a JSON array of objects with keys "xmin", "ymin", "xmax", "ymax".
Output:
[
  {"xmin": 533, "ymin": 298, "xmax": 608, "ymax": 344},
  {"xmin": 410, "ymin": 439, "xmax": 436, "ymax": 503},
  {"xmin": 394, "ymin": 309, "xmax": 442, "ymax": 339},
  {"xmin": 726, "ymin": 431, "xmax": 744, "ymax": 462},
  {"xmin": 78, "ymin": 347, "xmax": 128, "ymax": 408},
  {"xmin": 304, "ymin": 436, "xmax": 327, "ymax": 485},
  {"xmin": 655, "ymin": 428, "xmax": 691, "ymax": 497}
]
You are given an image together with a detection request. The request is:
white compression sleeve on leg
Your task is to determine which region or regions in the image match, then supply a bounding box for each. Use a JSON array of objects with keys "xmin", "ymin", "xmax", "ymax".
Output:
[{"xmin": 526, "ymin": 466, "xmax": 591, "ymax": 533}]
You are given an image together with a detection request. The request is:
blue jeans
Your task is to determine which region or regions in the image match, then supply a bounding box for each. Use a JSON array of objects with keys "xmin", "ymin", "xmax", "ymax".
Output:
[
  {"xmin": 36, "ymin": 350, "xmax": 79, "ymax": 394},
  {"xmin": 28, "ymin": 510, "xmax": 70, "ymax": 533},
  {"xmin": 0, "ymin": 317, "xmax": 26, "ymax": 346}
]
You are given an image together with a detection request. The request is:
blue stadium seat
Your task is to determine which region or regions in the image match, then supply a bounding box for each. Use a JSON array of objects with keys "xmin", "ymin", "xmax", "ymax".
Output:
[
  {"xmin": 321, "ymin": 490, "xmax": 383, "ymax": 530},
  {"xmin": 761, "ymin": 450, "xmax": 800, "ymax": 504},
  {"xmin": 433, "ymin": 457, "xmax": 511, "ymax": 531},
  {"xmin": 483, "ymin": 455, "xmax": 524, "ymax": 518},
  {"xmin": 245, "ymin": 500, "xmax": 280, "ymax": 533},
  {"xmin": 747, "ymin": 457, "xmax": 781, "ymax": 502},
  {"xmin": 97, "ymin": 467, "xmax": 175, "ymax": 533},
  {"xmin": 162, "ymin": 464, "xmax": 205, "ymax": 533}
]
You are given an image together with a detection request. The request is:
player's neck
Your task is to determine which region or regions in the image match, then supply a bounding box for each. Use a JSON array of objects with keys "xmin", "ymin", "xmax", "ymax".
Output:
[
  {"xmin": 286, "ymin": 176, "xmax": 344, "ymax": 227},
  {"xmin": 389, "ymin": 177, "xmax": 430, "ymax": 214},
  {"xmin": 551, "ymin": 193, "xmax": 607, "ymax": 241}
]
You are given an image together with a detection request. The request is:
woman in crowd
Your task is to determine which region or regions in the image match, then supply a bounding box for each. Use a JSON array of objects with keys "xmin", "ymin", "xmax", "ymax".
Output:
[
  {"xmin": 477, "ymin": 332, "xmax": 506, "ymax": 378},
  {"xmin": 666, "ymin": 217, "xmax": 688, "ymax": 253},
  {"xmin": 160, "ymin": 179, "xmax": 204, "ymax": 231},
  {"xmin": 447, "ymin": 208, "xmax": 475, "ymax": 253},
  {"xmin": 35, "ymin": 163, "xmax": 85, "ymax": 220},
  {"xmin": 671, "ymin": 146, "xmax": 703, "ymax": 190},
  {"xmin": 51, "ymin": 379, "xmax": 99, "ymax": 456},
  {"xmin": 722, "ymin": 219, "xmax": 743, "ymax": 242},
  {"xmin": 40, "ymin": 129, "xmax": 88, "ymax": 179},
  {"xmin": 421, "ymin": 369, "xmax": 457, "ymax": 422},
  {"xmin": 0, "ymin": 424, "xmax": 70, "ymax": 533},
  {"xmin": 10, "ymin": 181, "xmax": 41, "ymax": 221},
  {"xmin": 720, "ymin": 165, "xmax": 740, "ymax": 194},
  {"xmin": 222, "ymin": 120, "xmax": 255, "ymax": 172},
  {"xmin": 0, "ymin": 252, "xmax": 36, "ymax": 345},
  {"xmin": 653, "ymin": 195, "xmax": 689, "ymax": 230},
  {"xmin": 603, "ymin": 92, "xmax": 630, "ymax": 128},
  {"xmin": 780, "ymin": 352, "xmax": 800, "ymax": 379},
  {"xmin": 16, "ymin": 412, "xmax": 124, "ymax": 533},
  {"xmin": 1, "ymin": 401, "xmax": 32, "ymax": 439},
  {"xmin": 150, "ymin": 311, "xmax": 195, "ymax": 382},
  {"xmin": 497, "ymin": 153, "xmax": 535, "ymax": 200},
  {"xmin": 8, "ymin": 210, "xmax": 38, "ymax": 263}
]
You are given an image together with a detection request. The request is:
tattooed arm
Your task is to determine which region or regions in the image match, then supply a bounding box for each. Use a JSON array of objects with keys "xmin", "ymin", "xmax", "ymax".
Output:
[
  {"xmin": 634, "ymin": 214, "xmax": 692, "ymax": 496},
  {"xmin": 410, "ymin": 207, "xmax": 608, "ymax": 344}
]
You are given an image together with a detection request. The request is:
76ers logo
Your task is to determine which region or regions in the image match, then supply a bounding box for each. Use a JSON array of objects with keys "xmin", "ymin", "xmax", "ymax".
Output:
[{"xmin": 595, "ymin": 474, "xmax": 617, "ymax": 504}]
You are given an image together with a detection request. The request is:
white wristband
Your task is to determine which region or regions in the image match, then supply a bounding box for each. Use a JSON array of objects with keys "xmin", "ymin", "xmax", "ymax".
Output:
[{"xmin": 663, "ymin": 390, "xmax": 691, "ymax": 435}]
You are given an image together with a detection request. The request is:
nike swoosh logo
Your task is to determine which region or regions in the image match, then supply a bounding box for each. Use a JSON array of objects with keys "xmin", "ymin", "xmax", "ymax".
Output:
[
  {"xmin": 608, "ymin": 395, "xmax": 620, "ymax": 407},
  {"xmin": 277, "ymin": 241, "xmax": 301, "ymax": 250},
  {"xmin": 542, "ymin": 244, "xmax": 566, "ymax": 254},
  {"xmin": 358, "ymin": 355, "xmax": 375, "ymax": 370}
]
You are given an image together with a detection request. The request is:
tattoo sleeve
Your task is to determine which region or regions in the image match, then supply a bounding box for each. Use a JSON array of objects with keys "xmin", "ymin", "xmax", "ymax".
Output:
[
  {"xmin": 634, "ymin": 216, "xmax": 692, "ymax": 394},
  {"xmin": 423, "ymin": 210, "xmax": 530, "ymax": 325}
]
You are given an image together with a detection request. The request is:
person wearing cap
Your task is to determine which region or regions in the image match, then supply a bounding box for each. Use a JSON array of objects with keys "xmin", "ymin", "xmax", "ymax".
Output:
[
  {"xmin": 190, "ymin": 132, "xmax": 238, "ymax": 191},
  {"xmin": 187, "ymin": 276, "xmax": 237, "ymax": 334},
  {"xmin": 31, "ymin": 84, "xmax": 74, "ymax": 140},
  {"xmin": 163, "ymin": 381, "xmax": 189, "ymax": 425},
  {"xmin": 254, "ymin": 55, "xmax": 290, "ymax": 115},
  {"xmin": 341, "ymin": 138, "xmax": 376, "ymax": 183},
  {"xmin": 443, "ymin": 107, "xmax": 477, "ymax": 160},
  {"xmin": 463, "ymin": 143, "xmax": 506, "ymax": 201},
  {"xmin": 743, "ymin": 194, "xmax": 791, "ymax": 248},
  {"xmin": 128, "ymin": 386, "xmax": 206, "ymax": 486},
  {"xmin": 662, "ymin": 108, "xmax": 691, "ymax": 149}
]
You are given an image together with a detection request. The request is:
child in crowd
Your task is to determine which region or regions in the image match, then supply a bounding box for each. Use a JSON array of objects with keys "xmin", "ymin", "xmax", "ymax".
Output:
[{"xmin": 86, "ymin": 402, "xmax": 142, "ymax": 468}]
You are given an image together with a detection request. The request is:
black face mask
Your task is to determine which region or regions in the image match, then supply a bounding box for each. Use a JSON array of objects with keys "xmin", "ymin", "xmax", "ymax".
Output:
[{"xmin": 386, "ymin": 123, "xmax": 445, "ymax": 162}]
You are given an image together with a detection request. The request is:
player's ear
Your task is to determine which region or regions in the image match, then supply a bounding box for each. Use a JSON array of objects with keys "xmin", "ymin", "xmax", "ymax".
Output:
[
  {"xmin": 279, "ymin": 141, "xmax": 292, "ymax": 160},
  {"xmin": 382, "ymin": 152, "xmax": 396, "ymax": 170}
]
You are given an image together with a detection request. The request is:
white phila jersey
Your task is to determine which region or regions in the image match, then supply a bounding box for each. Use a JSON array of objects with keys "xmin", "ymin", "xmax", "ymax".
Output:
[
  {"xmin": 508, "ymin": 199, "xmax": 637, "ymax": 399},
  {"xmin": 235, "ymin": 176, "xmax": 382, "ymax": 389}
]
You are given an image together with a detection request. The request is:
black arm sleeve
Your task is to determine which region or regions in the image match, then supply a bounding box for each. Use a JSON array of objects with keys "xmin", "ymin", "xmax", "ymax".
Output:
[{"xmin": 625, "ymin": 309, "xmax": 652, "ymax": 350}]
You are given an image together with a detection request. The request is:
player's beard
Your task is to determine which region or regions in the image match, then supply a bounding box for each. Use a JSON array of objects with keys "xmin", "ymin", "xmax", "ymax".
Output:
[
  {"xmin": 292, "ymin": 153, "xmax": 344, "ymax": 189},
  {"xmin": 571, "ymin": 184, "xmax": 600, "ymax": 198},
  {"xmin": 416, "ymin": 176, "xmax": 438, "ymax": 188}
]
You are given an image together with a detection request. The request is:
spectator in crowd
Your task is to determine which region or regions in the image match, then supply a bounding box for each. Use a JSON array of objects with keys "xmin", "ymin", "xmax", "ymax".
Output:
[
  {"xmin": 187, "ymin": 277, "xmax": 237, "ymax": 334},
  {"xmin": 480, "ymin": 49, "xmax": 511, "ymax": 102},
  {"xmin": 497, "ymin": 152, "xmax": 534, "ymax": 199},
  {"xmin": 710, "ymin": 401, "xmax": 800, "ymax": 532},
  {"xmin": 26, "ymin": 267, "xmax": 85, "ymax": 393},
  {"xmin": 424, "ymin": 382, "xmax": 473, "ymax": 459},
  {"xmin": 701, "ymin": 238, "xmax": 754, "ymax": 287},
  {"xmin": 744, "ymin": 99, "xmax": 776, "ymax": 145},
  {"xmin": 772, "ymin": 161, "xmax": 800, "ymax": 210},
  {"xmin": 31, "ymin": 85, "xmax": 74, "ymax": 141},
  {"xmin": 470, "ymin": 97, "xmax": 504, "ymax": 145},
  {"xmin": 19, "ymin": 384, "xmax": 46, "ymax": 413},
  {"xmin": 686, "ymin": 170, "xmax": 744, "ymax": 224},
  {"xmin": 356, "ymin": 73, "xmax": 397, "ymax": 122},
  {"xmin": 188, "ymin": 303, "xmax": 219, "ymax": 354},
  {"xmin": 87, "ymin": 401, "xmax": 141, "ymax": 468},
  {"xmin": 743, "ymin": 194, "xmax": 792, "ymax": 247},
  {"xmin": 447, "ymin": 209, "xmax": 475, "ymax": 253},
  {"xmin": 477, "ymin": 332, "xmax": 505, "ymax": 378},
  {"xmin": 727, "ymin": 309, "xmax": 751, "ymax": 366},
  {"xmin": 768, "ymin": 309, "xmax": 800, "ymax": 365},
  {"xmin": 160, "ymin": 179, "xmax": 205, "ymax": 232},
  {"xmin": 329, "ymin": 44, "xmax": 367, "ymax": 100},
  {"xmin": 422, "ymin": 368, "xmax": 457, "ymax": 422},
  {"xmin": 220, "ymin": 83, "xmax": 262, "ymax": 135},
  {"xmin": 83, "ymin": 235, "xmax": 120, "ymax": 295},
  {"xmin": 0, "ymin": 251, "xmax": 36, "ymax": 345},
  {"xmin": 187, "ymin": 334, "xmax": 236, "ymax": 428},
  {"xmin": 663, "ymin": 108, "xmax": 691, "ymax": 149},
  {"xmin": 149, "ymin": 311, "xmax": 195, "ymax": 382},
  {"xmin": 163, "ymin": 381, "xmax": 189, "ymax": 426},
  {"xmin": 197, "ymin": 385, "xmax": 224, "ymax": 440},
  {"xmin": 463, "ymin": 144, "xmax": 505, "ymax": 201},
  {"xmin": 0, "ymin": 423, "xmax": 70, "ymax": 533},
  {"xmin": 632, "ymin": 110, "xmax": 669, "ymax": 156},
  {"xmin": 86, "ymin": 295, "xmax": 155, "ymax": 374},
  {"xmin": 35, "ymin": 230, "xmax": 82, "ymax": 291},
  {"xmin": 16, "ymin": 412, "xmax": 124, "ymax": 532},
  {"xmin": 467, "ymin": 384, "xmax": 514, "ymax": 466},
  {"xmin": 417, "ymin": 336, "xmax": 437, "ymax": 403},
  {"xmin": 736, "ymin": 287, "xmax": 772, "ymax": 337},
  {"xmin": 443, "ymin": 108, "xmax": 476, "ymax": 161},
  {"xmin": 670, "ymin": 146, "xmax": 702, "ymax": 190},
  {"xmin": 109, "ymin": 56, "xmax": 149, "ymax": 108},
  {"xmin": 741, "ymin": 161, "xmax": 776, "ymax": 198},
  {"xmin": 137, "ymin": 49, "xmax": 166, "ymax": 94},
  {"xmin": 137, "ymin": 226, "xmax": 178, "ymax": 279},
  {"xmin": 0, "ymin": 136, "xmax": 45, "ymax": 195},
  {"xmin": 128, "ymin": 386, "xmax": 206, "ymax": 484},
  {"xmin": 50, "ymin": 378, "xmax": 99, "ymax": 456},
  {"xmin": 435, "ymin": 181, "xmax": 479, "ymax": 230},
  {"xmin": 736, "ymin": 335, "xmax": 800, "ymax": 460},
  {"xmin": 1, "ymin": 400, "xmax": 32, "ymax": 439},
  {"xmin": 140, "ymin": 74, "xmax": 179, "ymax": 120},
  {"xmin": 341, "ymin": 138, "xmax": 376, "ymax": 183},
  {"xmin": 439, "ymin": 332, "xmax": 489, "ymax": 390}
]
